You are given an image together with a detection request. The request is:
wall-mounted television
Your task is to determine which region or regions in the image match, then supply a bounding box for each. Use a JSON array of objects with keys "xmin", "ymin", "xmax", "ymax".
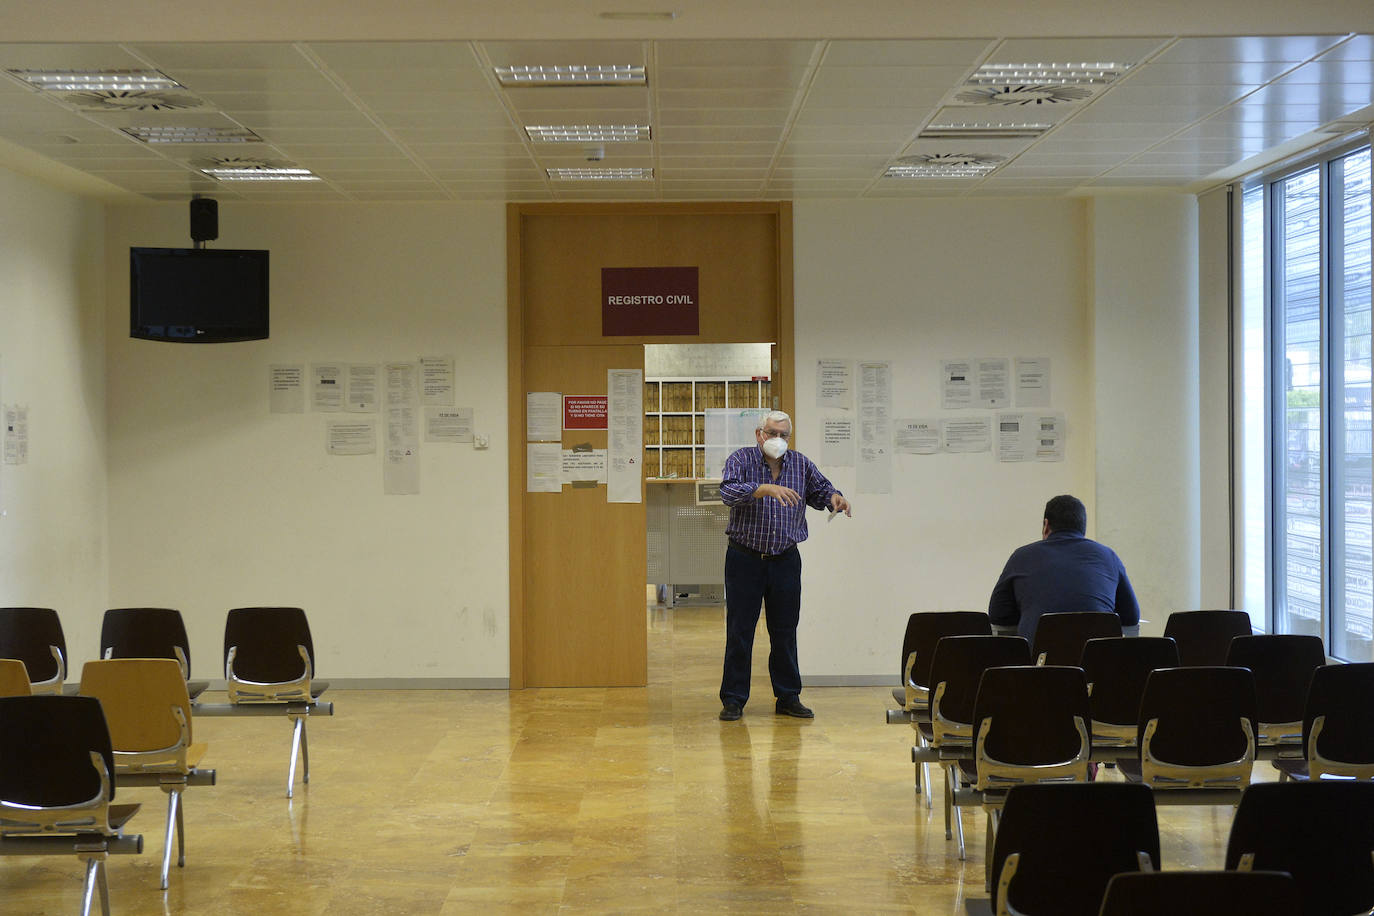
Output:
[{"xmin": 129, "ymin": 247, "xmax": 269, "ymax": 343}]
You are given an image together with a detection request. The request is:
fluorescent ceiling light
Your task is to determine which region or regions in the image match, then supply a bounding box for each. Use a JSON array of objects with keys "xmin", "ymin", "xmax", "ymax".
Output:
[
  {"xmin": 123, "ymin": 126, "xmax": 262, "ymax": 144},
  {"xmin": 7, "ymin": 69, "xmax": 184, "ymax": 91},
  {"xmin": 547, "ymin": 167, "xmax": 653, "ymax": 181},
  {"xmin": 526, "ymin": 124, "xmax": 651, "ymax": 143},
  {"xmin": 494, "ymin": 65, "xmax": 646, "ymax": 86},
  {"xmin": 919, "ymin": 122, "xmax": 1051, "ymax": 140},
  {"xmin": 598, "ymin": 11, "xmax": 679, "ymax": 20},
  {"xmin": 884, "ymin": 165, "xmax": 994, "ymax": 179},
  {"xmin": 202, "ymin": 167, "xmax": 320, "ymax": 181},
  {"xmin": 968, "ymin": 63, "xmax": 1129, "ymax": 86}
]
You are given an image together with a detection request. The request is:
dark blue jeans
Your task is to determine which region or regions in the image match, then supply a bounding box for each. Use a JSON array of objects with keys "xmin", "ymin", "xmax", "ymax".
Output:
[{"xmin": 720, "ymin": 543, "xmax": 802, "ymax": 708}]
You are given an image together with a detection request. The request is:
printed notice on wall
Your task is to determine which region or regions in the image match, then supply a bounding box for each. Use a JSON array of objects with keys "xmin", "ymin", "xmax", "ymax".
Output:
[
  {"xmin": 4, "ymin": 405, "xmax": 28, "ymax": 465},
  {"xmin": 312, "ymin": 364, "xmax": 344, "ymax": 412},
  {"xmin": 526, "ymin": 392, "xmax": 562, "ymax": 442},
  {"xmin": 607, "ymin": 369, "xmax": 643, "ymax": 503},
  {"xmin": 420, "ymin": 356, "xmax": 455, "ymax": 407},
  {"xmin": 976, "ymin": 358, "xmax": 1010, "ymax": 408},
  {"xmin": 327, "ymin": 419, "xmax": 375, "ymax": 455},
  {"xmin": 894, "ymin": 418, "xmax": 940, "ymax": 455},
  {"xmin": 346, "ymin": 364, "xmax": 379, "ymax": 413},
  {"xmin": 820, "ymin": 417, "xmax": 854, "ymax": 467},
  {"xmin": 816, "ymin": 359, "xmax": 853, "ymax": 409},
  {"xmin": 1034, "ymin": 412, "xmax": 1066, "ymax": 462},
  {"xmin": 996, "ymin": 412, "xmax": 1032, "ymax": 462},
  {"xmin": 942, "ymin": 417, "xmax": 992, "ymax": 453},
  {"xmin": 562, "ymin": 449, "xmax": 608, "ymax": 485},
  {"xmin": 942, "ymin": 360, "xmax": 973, "ymax": 409},
  {"xmin": 269, "ymin": 365, "xmax": 304, "ymax": 413},
  {"xmin": 1015, "ymin": 357, "xmax": 1051, "ymax": 408},
  {"xmin": 424, "ymin": 407, "xmax": 473, "ymax": 443},
  {"xmin": 527, "ymin": 442, "xmax": 562, "ymax": 493},
  {"xmin": 857, "ymin": 361, "xmax": 892, "ymax": 494},
  {"xmin": 384, "ymin": 363, "xmax": 420, "ymax": 495}
]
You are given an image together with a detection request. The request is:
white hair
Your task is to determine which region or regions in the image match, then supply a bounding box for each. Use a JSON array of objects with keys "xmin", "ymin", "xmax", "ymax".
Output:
[{"xmin": 756, "ymin": 410, "xmax": 791, "ymax": 431}]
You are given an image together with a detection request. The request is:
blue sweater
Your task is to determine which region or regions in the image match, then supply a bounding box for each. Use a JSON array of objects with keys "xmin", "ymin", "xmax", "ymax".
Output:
[{"xmin": 988, "ymin": 530, "xmax": 1141, "ymax": 641}]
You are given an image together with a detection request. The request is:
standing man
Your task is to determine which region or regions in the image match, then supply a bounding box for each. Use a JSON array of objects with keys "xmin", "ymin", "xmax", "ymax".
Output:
[
  {"xmin": 718, "ymin": 410, "xmax": 851, "ymax": 721},
  {"xmin": 987, "ymin": 494, "xmax": 1140, "ymax": 642}
]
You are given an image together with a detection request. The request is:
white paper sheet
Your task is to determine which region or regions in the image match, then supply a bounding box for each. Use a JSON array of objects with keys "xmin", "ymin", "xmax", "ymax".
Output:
[
  {"xmin": 527, "ymin": 442, "xmax": 562, "ymax": 493},
  {"xmin": 346, "ymin": 364, "xmax": 379, "ymax": 413},
  {"xmin": 4, "ymin": 405, "xmax": 28, "ymax": 465},
  {"xmin": 1034, "ymin": 412, "xmax": 1066, "ymax": 462},
  {"xmin": 996, "ymin": 411, "xmax": 1031, "ymax": 462},
  {"xmin": 384, "ymin": 363, "xmax": 420, "ymax": 494},
  {"xmin": 941, "ymin": 359, "xmax": 973, "ymax": 409},
  {"xmin": 269, "ymin": 365, "xmax": 305, "ymax": 414},
  {"xmin": 420, "ymin": 356, "xmax": 456, "ymax": 407},
  {"xmin": 857, "ymin": 361, "xmax": 892, "ymax": 494},
  {"xmin": 942, "ymin": 416, "xmax": 993, "ymax": 453},
  {"xmin": 425, "ymin": 407, "xmax": 473, "ymax": 443},
  {"xmin": 562, "ymin": 449, "xmax": 608, "ymax": 484},
  {"xmin": 526, "ymin": 391, "xmax": 562, "ymax": 442},
  {"xmin": 816, "ymin": 359, "xmax": 853, "ymax": 409},
  {"xmin": 976, "ymin": 357, "xmax": 1011, "ymax": 408},
  {"xmin": 607, "ymin": 369, "xmax": 643, "ymax": 503},
  {"xmin": 327, "ymin": 419, "xmax": 376, "ymax": 455},
  {"xmin": 312, "ymin": 364, "xmax": 344, "ymax": 412},
  {"xmin": 894, "ymin": 418, "xmax": 940, "ymax": 454},
  {"xmin": 384, "ymin": 445, "xmax": 420, "ymax": 495},
  {"xmin": 820, "ymin": 417, "xmax": 854, "ymax": 467},
  {"xmin": 1015, "ymin": 357, "xmax": 1052, "ymax": 408}
]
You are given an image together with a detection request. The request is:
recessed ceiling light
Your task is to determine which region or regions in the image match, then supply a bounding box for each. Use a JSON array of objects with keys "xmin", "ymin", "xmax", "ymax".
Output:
[
  {"xmin": 919, "ymin": 122, "xmax": 1052, "ymax": 140},
  {"xmin": 494, "ymin": 65, "xmax": 646, "ymax": 86},
  {"xmin": 526, "ymin": 124, "xmax": 651, "ymax": 143},
  {"xmin": 202, "ymin": 167, "xmax": 321, "ymax": 181},
  {"xmin": 598, "ymin": 10, "xmax": 679, "ymax": 20},
  {"xmin": 7, "ymin": 69, "xmax": 184, "ymax": 92},
  {"xmin": 547, "ymin": 167, "xmax": 653, "ymax": 181},
  {"xmin": 122, "ymin": 126, "xmax": 262, "ymax": 144},
  {"xmin": 885, "ymin": 165, "xmax": 993, "ymax": 179},
  {"xmin": 967, "ymin": 62, "xmax": 1129, "ymax": 86}
]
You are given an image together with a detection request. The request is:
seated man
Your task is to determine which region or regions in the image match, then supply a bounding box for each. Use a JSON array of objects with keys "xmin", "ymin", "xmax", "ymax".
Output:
[{"xmin": 988, "ymin": 494, "xmax": 1140, "ymax": 641}]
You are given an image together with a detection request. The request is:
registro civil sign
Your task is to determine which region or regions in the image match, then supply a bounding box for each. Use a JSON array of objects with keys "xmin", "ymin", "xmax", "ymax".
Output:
[{"xmin": 601, "ymin": 266, "xmax": 700, "ymax": 336}]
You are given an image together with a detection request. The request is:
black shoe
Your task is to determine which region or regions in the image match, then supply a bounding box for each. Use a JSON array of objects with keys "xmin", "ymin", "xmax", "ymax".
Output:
[
  {"xmin": 775, "ymin": 697, "xmax": 814, "ymax": 719},
  {"xmin": 719, "ymin": 703, "xmax": 743, "ymax": 721}
]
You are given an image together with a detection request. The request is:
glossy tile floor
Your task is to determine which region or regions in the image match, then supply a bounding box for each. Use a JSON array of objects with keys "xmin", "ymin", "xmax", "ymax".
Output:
[{"xmin": 0, "ymin": 605, "xmax": 1256, "ymax": 914}]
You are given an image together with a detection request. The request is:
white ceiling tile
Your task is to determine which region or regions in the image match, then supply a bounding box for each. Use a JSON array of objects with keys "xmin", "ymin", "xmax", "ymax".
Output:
[
  {"xmin": 1152, "ymin": 36, "xmax": 1350, "ymax": 65},
  {"xmin": 163, "ymin": 69, "xmax": 339, "ymax": 93},
  {"xmin": 350, "ymin": 91, "xmax": 507, "ymax": 113},
  {"xmin": 1119, "ymin": 60, "xmax": 1295, "ymax": 87},
  {"xmin": 654, "ymin": 125, "xmax": 783, "ymax": 143},
  {"xmin": 987, "ymin": 37, "xmax": 1172, "ymax": 66},
  {"xmin": 349, "ymin": 190, "xmax": 450, "ymax": 200},
  {"xmin": 657, "ymin": 88, "xmax": 798, "ymax": 109},
  {"xmin": 801, "ymin": 87, "xmax": 948, "ymax": 109},
  {"xmin": 480, "ymin": 41, "xmax": 647, "ymax": 68},
  {"xmin": 374, "ymin": 110, "xmax": 514, "ymax": 130},
  {"xmin": 656, "ymin": 108, "xmax": 790, "ymax": 127},
  {"xmin": 777, "ymin": 143, "xmax": 899, "ymax": 157},
  {"xmin": 326, "ymin": 68, "xmax": 494, "ymax": 93},
  {"xmin": 821, "ymin": 40, "xmax": 992, "ymax": 68},
  {"xmin": 1316, "ymin": 34, "xmax": 1374, "ymax": 62},
  {"xmin": 787, "ymin": 124, "xmax": 913, "ymax": 143},
  {"xmin": 1097, "ymin": 84, "xmax": 1254, "ymax": 108},
  {"xmin": 278, "ymin": 144, "xmax": 410, "ymax": 157},
  {"xmin": 396, "ymin": 129, "xmax": 523, "ymax": 144},
  {"xmin": 808, "ymin": 66, "xmax": 974, "ymax": 91},
  {"xmin": 248, "ymin": 127, "xmax": 392, "ymax": 145},
  {"xmin": 658, "ymin": 67, "xmax": 809, "ymax": 91},
  {"xmin": 655, "ymin": 41, "xmax": 819, "ymax": 68},
  {"xmin": 655, "ymin": 167, "xmax": 770, "ymax": 180},
  {"xmin": 307, "ymin": 42, "xmax": 480, "ymax": 71},
  {"xmin": 132, "ymin": 44, "xmax": 317, "ymax": 70},
  {"xmin": 198, "ymin": 92, "xmax": 362, "ymax": 113},
  {"xmin": 658, "ymin": 155, "xmax": 771, "ymax": 169},
  {"xmin": 503, "ymin": 85, "xmax": 649, "ymax": 111},
  {"xmin": 224, "ymin": 110, "xmax": 377, "ymax": 129},
  {"xmin": 329, "ymin": 179, "xmax": 439, "ymax": 190},
  {"xmin": 793, "ymin": 107, "xmax": 928, "ymax": 127},
  {"xmin": 656, "ymin": 141, "xmax": 778, "ymax": 157},
  {"xmin": 660, "ymin": 179, "xmax": 765, "ymax": 189},
  {"xmin": 0, "ymin": 43, "xmax": 150, "ymax": 69}
]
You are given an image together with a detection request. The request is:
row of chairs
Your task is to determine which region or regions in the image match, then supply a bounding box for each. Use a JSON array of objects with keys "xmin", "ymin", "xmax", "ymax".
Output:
[{"xmin": 980, "ymin": 780, "xmax": 1374, "ymax": 916}]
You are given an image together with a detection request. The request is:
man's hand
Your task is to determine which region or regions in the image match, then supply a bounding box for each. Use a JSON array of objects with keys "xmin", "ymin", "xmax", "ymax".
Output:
[
  {"xmin": 756, "ymin": 483, "xmax": 801, "ymax": 506},
  {"xmin": 830, "ymin": 493, "xmax": 852, "ymax": 517}
]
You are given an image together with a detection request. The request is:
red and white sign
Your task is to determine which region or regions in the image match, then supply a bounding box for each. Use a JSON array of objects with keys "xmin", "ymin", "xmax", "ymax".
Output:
[
  {"xmin": 563, "ymin": 395, "xmax": 609, "ymax": 430},
  {"xmin": 602, "ymin": 266, "xmax": 699, "ymax": 336}
]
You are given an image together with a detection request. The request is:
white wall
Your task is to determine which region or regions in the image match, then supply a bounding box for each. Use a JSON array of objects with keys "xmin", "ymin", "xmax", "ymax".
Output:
[
  {"xmin": 0, "ymin": 167, "xmax": 109, "ymax": 664},
  {"xmin": 793, "ymin": 198, "xmax": 1097, "ymax": 680},
  {"xmin": 103, "ymin": 202, "xmax": 508, "ymax": 684},
  {"xmin": 1090, "ymin": 194, "xmax": 1202, "ymax": 635}
]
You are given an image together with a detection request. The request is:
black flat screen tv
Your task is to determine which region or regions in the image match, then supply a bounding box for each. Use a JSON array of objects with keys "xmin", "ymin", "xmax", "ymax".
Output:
[{"xmin": 130, "ymin": 247, "xmax": 269, "ymax": 343}]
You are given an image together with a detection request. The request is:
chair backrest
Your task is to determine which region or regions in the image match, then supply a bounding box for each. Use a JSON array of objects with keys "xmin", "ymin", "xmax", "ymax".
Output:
[
  {"xmin": 991, "ymin": 782, "xmax": 1159, "ymax": 916},
  {"xmin": 1162, "ymin": 610, "xmax": 1252, "ymax": 666},
  {"xmin": 1031, "ymin": 611, "xmax": 1123, "ymax": 666},
  {"xmin": 905, "ymin": 611, "xmax": 992, "ymax": 689},
  {"xmin": 224, "ymin": 606, "xmax": 315, "ymax": 683},
  {"xmin": 78, "ymin": 659, "xmax": 193, "ymax": 762},
  {"xmin": 0, "ymin": 694, "xmax": 116, "ymax": 809},
  {"xmin": 1136, "ymin": 666, "xmax": 1257, "ymax": 786},
  {"xmin": 1225, "ymin": 781, "xmax": 1374, "ymax": 916},
  {"xmin": 101, "ymin": 607, "xmax": 193, "ymax": 679},
  {"xmin": 1081, "ymin": 636, "xmax": 1179, "ymax": 730},
  {"xmin": 1225, "ymin": 634, "xmax": 1326, "ymax": 730},
  {"xmin": 1098, "ymin": 870, "xmax": 1302, "ymax": 915},
  {"xmin": 925, "ymin": 635, "xmax": 1031, "ymax": 740},
  {"xmin": 1301, "ymin": 662, "xmax": 1374, "ymax": 774},
  {"xmin": 0, "ymin": 607, "xmax": 66, "ymax": 690},
  {"xmin": 0, "ymin": 659, "xmax": 31, "ymax": 698},
  {"xmin": 973, "ymin": 665, "xmax": 1091, "ymax": 780}
]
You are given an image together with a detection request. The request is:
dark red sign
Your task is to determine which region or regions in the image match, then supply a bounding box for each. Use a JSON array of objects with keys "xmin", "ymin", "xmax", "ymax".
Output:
[
  {"xmin": 563, "ymin": 396, "xmax": 608, "ymax": 430},
  {"xmin": 602, "ymin": 266, "xmax": 699, "ymax": 336}
]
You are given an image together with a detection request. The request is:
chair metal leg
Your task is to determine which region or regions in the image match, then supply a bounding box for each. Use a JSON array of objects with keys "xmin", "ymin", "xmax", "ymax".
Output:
[
  {"xmin": 160, "ymin": 787, "xmax": 182, "ymax": 888},
  {"xmin": 81, "ymin": 856, "xmax": 110, "ymax": 916},
  {"xmin": 923, "ymin": 759, "xmax": 932, "ymax": 809},
  {"xmin": 287, "ymin": 715, "xmax": 304, "ymax": 797},
  {"xmin": 943, "ymin": 764, "xmax": 954, "ymax": 839},
  {"xmin": 176, "ymin": 790, "xmax": 186, "ymax": 867},
  {"xmin": 301, "ymin": 719, "xmax": 310, "ymax": 784}
]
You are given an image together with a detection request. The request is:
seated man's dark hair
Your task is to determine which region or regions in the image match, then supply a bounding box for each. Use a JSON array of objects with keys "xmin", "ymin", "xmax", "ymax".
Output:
[{"xmin": 1043, "ymin": 494, "xmax": 1087, "ymax": 535}]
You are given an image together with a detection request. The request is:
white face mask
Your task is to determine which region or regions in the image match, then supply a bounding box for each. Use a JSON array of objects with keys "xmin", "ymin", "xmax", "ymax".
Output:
[{"xmin": 761, "ymin": 437, "xmax": 788, "ymax": 460}]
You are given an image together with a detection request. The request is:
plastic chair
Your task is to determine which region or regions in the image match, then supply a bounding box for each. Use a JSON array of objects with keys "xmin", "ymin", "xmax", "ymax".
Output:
[
  {"xmin": 1273, "ymin": 662, "xmax": 1374, "ymax": 782},
  {"xmin": 0, "ymin": 658, "xmax": 31, "ymax": 697},
  {"xmin": 989, "ymin": 782, "xmax": 1159, "ymax": 916},
  {"xmin": 100, "ymin": 607, "xmax": 209, "ymax": 700},
  {"xmin": 1030, "ymin": 611, "xmax": 1122, "ymax": 667},
  {"xmin": 223, "ymin": 607, "xmax": 330, "ymax": 797},
  {"xmin": 1081, "ymin": 636, "xmax": 1179, "ymax": 746},
  {"xmin": 1225, "ymin": 781, "xmax": 1374, "ymax": 916},
  {"xmin": 1097, "ymin": 870, "xmax": 1302, "ymax": 915},
  {"xmin": 1162, "ymin": 610, "xmax": 1252, "ymax": 667},
  {"xmin": 0, "ymin": 607, "xmax": 67, "ymax": 694},
  {"xmin": 79, "ymin": 658, "xmax": 214, "ymax": 889},
  {"xmin": 0, "ymin": 695, "xmax": 143, "ymax": 916},
  {"xmin": 1224, "ymin": 634, "xmax": 1327, "ymax": 745}
]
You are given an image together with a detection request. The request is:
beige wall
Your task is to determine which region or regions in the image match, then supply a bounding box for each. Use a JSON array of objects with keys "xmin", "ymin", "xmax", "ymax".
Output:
[
  {"xmin": 103, "ymin": 202, "xmax": 509, "ymax": 684},
  {"xmin": 0, "ymin": 167, "xmax": 109, "ymax": 665}
]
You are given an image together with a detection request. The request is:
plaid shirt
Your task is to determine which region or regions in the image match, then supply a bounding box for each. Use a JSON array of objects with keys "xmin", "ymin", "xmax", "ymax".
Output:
[{"xmin": 720, "ymin": 445, "xmax": 840, "ymax": 555}]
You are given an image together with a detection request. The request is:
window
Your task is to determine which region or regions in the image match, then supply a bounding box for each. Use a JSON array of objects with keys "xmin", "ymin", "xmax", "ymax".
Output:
[{"xmin": 1237, "ymin": 142, "xmax": 1372, "ymax": 659}]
